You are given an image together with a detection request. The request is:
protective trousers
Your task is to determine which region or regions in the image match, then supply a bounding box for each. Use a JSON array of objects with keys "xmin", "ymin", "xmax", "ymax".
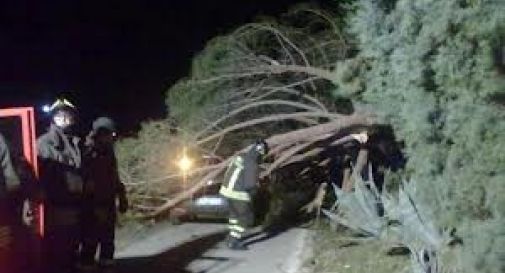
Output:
[
  {"xmin": 80, "ymin": 205, "xmax": 117, "ymax": 263},
  {"xmin": 43, "ymin": 207, "xmax": 81, "ymax": 273},
  {"xmin": 0, "ymin": 223, "xmax": 15, "ymax": 273},
  {"xmin": 227, "ymin": 199, "xmax": 254, "ymax": 240},
  {"xmin": 0, "ymin": 205, "xmax": 39, "ymax": 273}
]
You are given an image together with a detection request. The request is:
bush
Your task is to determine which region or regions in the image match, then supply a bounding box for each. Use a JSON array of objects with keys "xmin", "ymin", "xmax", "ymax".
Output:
[{"xmin": 115, "ymin": 120, "xmax": 184, "ymax": 212}]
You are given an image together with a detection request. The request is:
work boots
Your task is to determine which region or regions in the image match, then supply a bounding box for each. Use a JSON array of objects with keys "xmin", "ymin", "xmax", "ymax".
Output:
[{"xmin": 227, "ymin": 237, "xmax": 248, "ymax": 250}]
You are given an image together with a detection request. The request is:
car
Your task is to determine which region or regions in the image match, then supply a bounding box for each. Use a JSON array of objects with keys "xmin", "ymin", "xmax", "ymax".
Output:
[{"xmin": 169, "ymin": 194, "xmax": 229, "ymax": 224}]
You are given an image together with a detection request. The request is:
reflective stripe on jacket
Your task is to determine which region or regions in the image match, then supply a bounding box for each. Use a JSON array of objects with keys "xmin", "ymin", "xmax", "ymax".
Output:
[
  {"xmin": 220, "ymin": 147, "xmax": 260, "ymax": 201},
  {"xmin": 219, "ymin": 156, "xmax": 251, "ymax": 201}
]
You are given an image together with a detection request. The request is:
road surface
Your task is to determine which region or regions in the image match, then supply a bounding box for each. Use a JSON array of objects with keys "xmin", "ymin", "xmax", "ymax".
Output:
[{"xmin": 114, "ymin": 222, "xmax": 310, "ymax": 273}]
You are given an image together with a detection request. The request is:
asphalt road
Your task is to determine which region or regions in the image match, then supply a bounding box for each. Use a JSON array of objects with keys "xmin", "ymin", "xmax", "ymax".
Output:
[{"xmin": 114, "ymin": 222, "xmax": 309, "ymax": 273}]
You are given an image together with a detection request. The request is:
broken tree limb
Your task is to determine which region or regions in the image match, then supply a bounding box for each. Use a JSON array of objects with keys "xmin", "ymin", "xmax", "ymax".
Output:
[
  {"xmin": 352, "ymin": 148, "xmax": 369, "ymax": 178},
  {"xmin": 279, "ymin": 135, "xmax": 362, "ymax": 167},
  {"xmin": 341, "ymin": 148, "xmax": 369, "ymax": 192},
  {"xmin": 196, "ymin": 99, "xmax": 324, "ymax": 139},
  {"xmin": 300, "ymin": 182, "xmax": 328, "ymax": 214},
  {"xmin": 267, "ymin": 114, "xmax": 375, "ymax": 146},
  {"xmin": 342, "ymin": 166, "xmax": 352, "ymax": 192},
  {"xmin": 196, "ymin": 111, "xmax": 346, "ymax": 146},
  {"xmin": 262, "ymin": 133, "xmax": 334, "ymax": 178}
]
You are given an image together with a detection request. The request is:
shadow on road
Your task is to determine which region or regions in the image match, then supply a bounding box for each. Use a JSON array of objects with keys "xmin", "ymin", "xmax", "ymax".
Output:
[
  {"xmin": 244, "ymin": 224, "xmax": 290, "ymax": 247},
  {"xmin": 115, "ymin": 231, "xmax": 228, "ymax": 273}
]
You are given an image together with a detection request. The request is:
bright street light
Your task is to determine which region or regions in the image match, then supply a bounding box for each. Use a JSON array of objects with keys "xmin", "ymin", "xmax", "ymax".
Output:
[
  {"xmin": 177, "ymin": 147, "xmax": 194, "ymax": 199},
  {"xmin": 178, "ymin": 155, "xmax": 193, "ymax": 172}
]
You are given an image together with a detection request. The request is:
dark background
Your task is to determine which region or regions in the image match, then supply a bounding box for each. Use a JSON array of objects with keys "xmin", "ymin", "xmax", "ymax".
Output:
[{"xmin": 0, "ymin": 0, "xmax": 329, "ymax": 134}]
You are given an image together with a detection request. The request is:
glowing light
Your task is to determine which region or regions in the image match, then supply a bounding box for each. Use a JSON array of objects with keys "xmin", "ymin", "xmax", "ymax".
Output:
[
  {"xmin": 178, "ymin": 156, "xmax": 192, "ymax": 171},
  {"xmin": 42, "ymin": 105, "xmax": 51, "ymax": 113},
  {"xmin": 177, "ymin": 148, "xmax": 193, "ymax": 172}
]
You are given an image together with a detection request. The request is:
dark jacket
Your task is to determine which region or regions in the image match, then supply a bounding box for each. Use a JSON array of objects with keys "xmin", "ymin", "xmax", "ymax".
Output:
[
  {"xmin": 37, "ymin": 124, "xmax": 84, "ymax": 207},
  {"xmin": 0, "ymin": 134, "xmax": 20, "ymax": 199},
  {"xmin": 220, "ymin": 147, "xmax": 260, "ymax": 201},
  {"xmin": 83, "ymin": 138, "xmax": 126, "ymax": 208},
  {"xmin": 0, "ymin": 133, "xmax": 21, "ymax": 224}
]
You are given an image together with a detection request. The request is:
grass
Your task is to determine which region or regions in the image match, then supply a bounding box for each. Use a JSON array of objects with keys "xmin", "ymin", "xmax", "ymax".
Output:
[{"xmin": 303, "ymin": 222, "xmax": 410, "ymax": 273}]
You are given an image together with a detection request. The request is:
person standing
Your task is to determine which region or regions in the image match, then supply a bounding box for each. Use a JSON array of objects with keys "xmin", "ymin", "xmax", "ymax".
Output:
[
  {"xmin": 37, "ymin": 98, "xmax": 84, "ymax": 273},
  {"xmin": 80, "ymin": 117, "xmax": 128, "ymax": 270},
  {"xmin": 219, "ymin": 139, "xmax": 268, "ymax": 250},
  {"xmin": 0, "ymin": 133, "xmax": 22, "ymax": 273}
]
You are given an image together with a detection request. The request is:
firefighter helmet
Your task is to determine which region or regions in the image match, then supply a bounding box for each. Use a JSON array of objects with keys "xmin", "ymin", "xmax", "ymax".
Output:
[
  {"xmin": 48, "ymin": 98, "xmax": 77, "ymax": 130},
  {"xmin": 254, "ymin": 139, "xmax": 269, "ymax": 156},
  {"xmin": 92, "ymin": 117, "xmax": 117, "ymax": 133},
  {"xmin": 47, "ymin": 98, "xmax": 76, "ymax": 114}
]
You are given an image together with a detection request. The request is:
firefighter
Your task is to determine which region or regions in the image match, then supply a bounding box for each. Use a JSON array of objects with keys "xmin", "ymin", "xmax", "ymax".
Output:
[
  {"xmin": 0, "ymin": 133, "xmax": 22, "ymax": 273},
  {"xmin": 220, "ymin": 139, "xmax": 268, "ymax": 250},
  {"xmin": 79, "ymin": 117, "xmax": 128, "ymax": 270},
  {"xmin": 37, "ymin": 98, "xmax": 84, "ymax": 273},
  {"xmin": 0, "ymin": 128, "xmax": 41, "ymax": 273}
]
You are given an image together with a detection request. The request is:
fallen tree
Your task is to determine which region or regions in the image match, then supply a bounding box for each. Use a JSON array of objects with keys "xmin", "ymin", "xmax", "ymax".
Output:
[
  {"xmin": 116, "ymin": 6, "xmax": 375, "ymax": 218},
  {"xmin": 147, "ymin": 113, "xmax": 377, "ymax": 218},
  {"xmin": 118, "ymin": 1, "xmax": 505, "ymax": 273}
]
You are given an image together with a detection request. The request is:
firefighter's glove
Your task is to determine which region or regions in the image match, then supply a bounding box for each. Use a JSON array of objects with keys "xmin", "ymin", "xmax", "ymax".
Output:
[
  {"xmin": 22, "ymin": 199, "xmax": 34, "ymax": 226},
  {"xmin": 118, "ymin": 197, "xmax": 129, "ymax": 214}
]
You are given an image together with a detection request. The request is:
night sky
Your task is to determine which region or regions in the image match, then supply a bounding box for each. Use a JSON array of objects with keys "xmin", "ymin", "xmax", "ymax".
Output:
[{"xmin": 0, "ymin": 0, "xmax": 330, "ymax": 134}]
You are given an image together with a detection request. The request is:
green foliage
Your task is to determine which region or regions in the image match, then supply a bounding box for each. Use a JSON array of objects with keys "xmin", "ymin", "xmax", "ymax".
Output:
[
  {"xmin": 458, "ymin": 218, "xmax": 505, "ymax": 273},
  {"xmin": 323, "ymin": 177, "xmax": 385, "ymax": 238},
  {"xmin": 166, "ymin": 79, "xmax": 228, "ymax": 133},
  {"xmin": 341, "ymin": 0, "xmax": 505, "ymax": 271},
  {"xmin": 166, "ymin": 5, "xmax": 348, "ymax": 125},
  {"xmin": 346, "ymin": 0, "xmax": 505, "ymax": 225},
  {"xmin": 164, "ymin": 6, "xmax": 351, "ymax": 163},
  {"xmin": 324, "ymin": 177, "xmax": 452, "ymax": 272},
  {"xmin": 115, "ymin": 120, "xmax": 183, "ymax": 210},
  {"xmin": 116, "ymin": 120, "xmax": 175, "ymax": 183}
]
